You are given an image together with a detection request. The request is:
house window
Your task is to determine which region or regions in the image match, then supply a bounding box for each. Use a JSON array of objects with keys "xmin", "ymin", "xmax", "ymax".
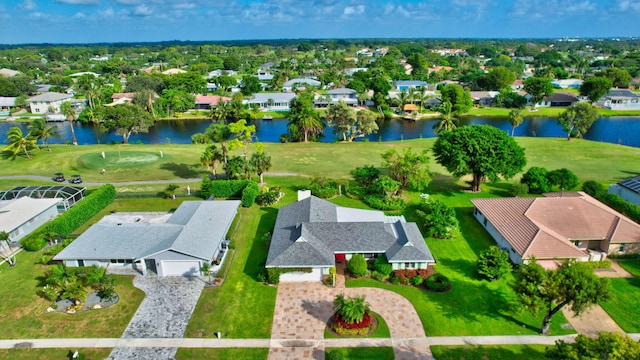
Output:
[
  {"xmin": 483, "ymin": 218, "xmax": 488, "ymax": 226},
  {"xmin": 619, "ymin": 243, "xmax": 626, "ymax": 252},
  {"xmin": 404, "ymin": 262, "xmax": 416, "ymax": 269}
]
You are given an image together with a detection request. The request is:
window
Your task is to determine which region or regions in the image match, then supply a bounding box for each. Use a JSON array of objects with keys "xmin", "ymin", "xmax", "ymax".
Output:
[
  {"xmin": 404, "ymin": 262, "xmax": 416, "ymax": 269},
  {"xmin": 483, "ymin": 218, "xmax": 488, "ymax": 226},
  {"xmin": 619, "ymin": 243, "xmax": 626, "ymax": 252}
]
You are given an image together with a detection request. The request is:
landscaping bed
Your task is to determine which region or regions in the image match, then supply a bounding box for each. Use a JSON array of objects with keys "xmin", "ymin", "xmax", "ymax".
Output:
[{"xmin": 45, "ymin": 292, "xmax": 119, "ymax": 314}]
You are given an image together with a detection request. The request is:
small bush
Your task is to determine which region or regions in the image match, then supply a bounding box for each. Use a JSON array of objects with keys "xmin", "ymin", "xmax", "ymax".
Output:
[
  {"xmin": 255, "ymin": 190, "xmax": 279, "ymax": 206},
  {"xmin": 609, "ymin": 253, "xmax": 640, "ymax": 259},
  {"xmin": 582, "ymin": 260, "xmax": 613, "ymax": 269},
  {"xmin": 390, "ymin": 276, "xmax": 401, "ymax": 285},
  {"xmin": 410, "ymin": 275, "xmax": 424, "ymax": 286},
  {"xmin": 327, "ymin": 350, "xmax": 344, "ymax": 360},
  {"xmin": 416, "ymin": 199, "xmax": 459, "ymax": 239},
  {"xmin": 477, "ymin": 246, "xmax": 511, "ymax": 281},
  {"xmin": 521, "ymin": 167, "xmax": 550, "ymax": 194},
  {"xmin": 582, "ymin": 181, "xmax": 606, "ymax": 197},
  {"xmin": 425, "ymin": 273, "xmax": 451, "ymax": 292},
  {"xmin": 241, "ymin": 182, "xmax": 259, "ymax": 207},
  {"xmin": 256, "ymin": 271, "xmax": 267, "ymax": 283},
  {"xmin": 371, "ymin": 271, "xmax": 388, "ymax": 282},
  {"xmin": 510, "ymin": 182, "xmax": 529, "ymax": 197},
  {"xmin": 348, "ymin": 254, "xmax": 368, "ymax": 277},
  {"xmin": 266, "ymin": 268, "xmax": 281, "ymax": 284},
  {"xmin": 363, "ymin": 195, "xmax": 405, "ymax": 211},
  {"xmin": 373, "ymin": 255, "xmax": 393, "ymax": 277}
]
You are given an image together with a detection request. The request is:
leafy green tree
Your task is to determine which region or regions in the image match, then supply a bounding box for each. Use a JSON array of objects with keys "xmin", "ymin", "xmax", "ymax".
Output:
[
  {"xmin": 524, "ymin": 77, "xmax": 554, "ymax": 107},
  {"xmin": 333, "ymin": 293, "xmax": 371, "ymax": 324},
  {"xmin": 28, "ymin": 118, "xmax": 60, "ymax": 151},
  {"xmin": 508, "ymin": 108, "xmax": 524, "ymax": 136},
  {"xmin": 3, "ymin": 127, "xmax": 37, "ymax": 160},
  {"xmin": 225, "ymin": 155, "xmax": 252, "ymax": 180},
  {"xmin": 433, "ymin": 125, "xmax": 526, "ymax": 192},
  {"xmin": 477, "ymin": 246, "xmax": 511, "ymax": 281},
  {"xmin": 370, "ymin": 75, "xmax": 391, "ymax": 96},
  {"xmin": 580, "ymin": 76, "xmax": 612, "ymax": 103},
  {"xmin": 440, "ymin": 84, "xmax": 472, "ymax": 113},
  {"xmin": 521, "ymin": 167, "xmax": 551, "ymax": 194},
  {"xmin": 381, "ymin": 148, "xmax": 431, "ymax": 192},
  {"xmin": 60, "ymin": 101, "xmax": 78, "ymax": 146},
  {"xmin": 249, "ymin": 152, "xmax": 272, "ymax": 184},
  {"xmin": 205, "ymin": 122, "xmax": 234, "ymax": 165},
  {"xmin": 239, "ymin": 75, "xmax": 262, "ymax": 96},
  {"xmin": 158, "ymin": 89, "xmax": 194, "ymax": 114},
  {"xmin": 513, "ymin": 259, "xmax": 611, "ymax": 334},
  {"xmin": 288, "ymin": 92, "xmax": 323, "ymax": 142},
  {"xmin": 347, "ymin": 255, "xmax": 368, "ymax": 278},
  {"xmin": 125, "ymin": 74, "xmax": 165, "ymax": 93},
  {"xmin": 545, "ymin": 332, "xmax": 640, "ymax": 360},
  {"xmin": 484, "ymin": 66, "xmax": 516, "ymax": 90},
  {"xmin": 354, "ymin": 109, "xmax": 379, "ymax": 139},
  {"xmin": 200, "ymin": 144, "xmax": 223, "ymax": 179},
  {"xmin": 600, "ymin": 68, "xmax": 632, "ymax": 88},
  {"xmin": 558, "ymin": 102, "xmax": 599, "ymax": 141},
  {"xmin": 164, "ymin": 72, "xmax": 206, "ymax": 94},
  {"xmin": 223, "ymin": 55, "xmax": 241, "ymax": 71},
  {"xmin": 227, "ymin": 119, "xmax": 256, "ymax": 158},
  {"xmin": 352, "ymin": 165, "xmax": 381, "ymax": 190},
  {"xmin": 373, "ymin": 175, "xmax": 400, "ymax": 199},
  {"xmin": 546, "ymin": 168, "xmax": 578, "ymax": 191},
  {"xmin": 212, "ymin": 75, "xmax": 237, "ymax": 92},
  {"xmin": 325, "ymin": 100, "xmax": 356, "ymax": 142},
  {"xmin": 416, "ymin": 199, "xmax": 459, "ymax": 239},
  {"xmin": 100, "ymin": 104, "xmax": 155, "ymax": 144}
]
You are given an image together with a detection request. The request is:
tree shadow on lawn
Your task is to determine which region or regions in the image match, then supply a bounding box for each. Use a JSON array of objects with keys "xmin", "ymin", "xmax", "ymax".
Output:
[
  {"xmin": 427, "ymin": 173, "xmax": 467, "ymax": 197},
  {"xmin": 159, "ymin": 162, "xmax": 202, "ymax": 178},
  {"xmin": 487, "ymin": 181, "xmax": 513, "ymax": 198},
  {"xmin": 243, "ymin": 207, "xmax": 278, "ymax": 281}
]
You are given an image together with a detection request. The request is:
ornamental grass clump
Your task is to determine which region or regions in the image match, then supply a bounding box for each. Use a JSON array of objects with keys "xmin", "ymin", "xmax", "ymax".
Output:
[{"xmin": 330, "ymin": 294, "xmax": 373, "ymax": 336}]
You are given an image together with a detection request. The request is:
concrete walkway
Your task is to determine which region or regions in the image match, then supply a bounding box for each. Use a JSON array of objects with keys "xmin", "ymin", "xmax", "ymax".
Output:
[
  {"xmin": 106, "ymin": 276, "xmax": 205, "ymax": 360},
  {"xmin": 562, "ymin": 305, "xmax": 625, "ymax": 338}
]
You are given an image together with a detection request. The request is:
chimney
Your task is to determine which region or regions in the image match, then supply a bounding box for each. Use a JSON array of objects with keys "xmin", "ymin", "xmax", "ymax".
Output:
[{"xmin": 298, "ymin": 189, "xmax": 311, "ymax": 201}]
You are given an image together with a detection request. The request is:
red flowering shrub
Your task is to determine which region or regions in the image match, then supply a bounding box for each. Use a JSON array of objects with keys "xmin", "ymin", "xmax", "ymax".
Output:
[{"xmin": 332, "ymin": 313, "xmax": 372, "ymax": 330}]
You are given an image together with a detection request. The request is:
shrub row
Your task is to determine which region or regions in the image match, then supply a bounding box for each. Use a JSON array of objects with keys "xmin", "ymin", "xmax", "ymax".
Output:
[
  {"xmin": 241, "ymin": 182, "xmax": 259, "ymax": 207},
  {"xmin": 255, "ymin": 188, "xmax": 280, "ymax": 206},
  {"xmin": 390, "ymin": 269, "xmax": 433, "ymax": 285},
  {"xmin": 21, "ymin": 184, "xmax": 116, "ymax": 251},
  {"xmin": 582, "ymin": 181, "xmax": 640, "ymax": 224},
  {"xmin": 363, "ymin": 195, "xmax": 405, "ymax": 211},
  {"xmin": 200, "ymin": 178, "xmax": 258, "ymax": 207},
  {"xmin": 582, "ymin": 260, "xmax": 613, "ymax": 269}
]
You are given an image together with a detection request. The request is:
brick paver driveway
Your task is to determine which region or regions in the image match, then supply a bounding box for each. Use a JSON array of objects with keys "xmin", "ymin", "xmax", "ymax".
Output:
[{"xmin": 269, "ymin": 280, "xmax": 432, "ymax": 360}]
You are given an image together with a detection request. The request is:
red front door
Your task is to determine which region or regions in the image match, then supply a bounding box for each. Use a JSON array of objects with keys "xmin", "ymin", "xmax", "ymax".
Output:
[{"xmin": 335, "ymin": 253, "xmax": 345, "ymax": 263}]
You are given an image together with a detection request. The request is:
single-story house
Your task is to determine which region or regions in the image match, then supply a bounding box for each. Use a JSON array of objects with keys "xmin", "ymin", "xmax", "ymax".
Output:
[
  {"xmin": 26, "ymin": 92, "xmax": 73, "ymax": 114},
  {"xmin": 106, "ymin": 92, "xmax": 136, "ymax": 106},
  {"xmin": 0, "ymin": 97, "xmax": 17, "ymax": 116},
  {"xmin": 597, "ymin": 89, "xmax": 640, "ymax": 110},
  {"xmin": 471, "ymin": 192, "xmax": 640, "ymax": 267},
  {"xmin": 551, "ymin": 79, "xmax": 584, "ymax": 89},
  {"xmin": 208, "ymin": 69, "xmax": 238, "ymax": 78},
  {"xmin": 528, "ymin": 92, "xmax": 579, "ymax": 108},
  {"xmin": 54, "ymin": 200, "xmax": 240, "ymax": 277},
  {"xmin": 0, "ymin": 197, "xmax": 60, "ymax": 243},
  {"xmin": 314, "ymin": 88, "xmax": 358, "ymax": 107},
  {"xmin": 609, "ymin": 175, "xmax": 640, "ymax": 207},
  {"xmin": 266, "ymin": 192, "xmax": 435, "ymax": 282},
  {"xmin": 69, "ymin": 72, "xmax": 100, "ymax": 78},
  {"xmin": 0, "ymin": 68, "xmax": 20, "ymax": 77},
  {"xmin": 162, "ymin": 68, "xmax": 187, "ymax": 75},
  {"xmin": 245, "ymin": 92, "xmax": 296, "ymax": 111},
  {"xmin": 470, "ymin": 91, "xmax": 500, "ymax": 106},
  {"xmin": 395, "ymin": 80, "xmax": 428, "ymax": 91},
  {"xmin": 195, "ymin": 95, "xmax": 230, "ymax": 110},
  {"xmin": 282, "ymin": 78, "xmax": 321, "ymax": 92}
]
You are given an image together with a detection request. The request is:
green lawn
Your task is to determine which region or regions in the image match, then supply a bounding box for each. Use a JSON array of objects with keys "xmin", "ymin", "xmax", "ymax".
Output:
[
  {"xmin": 175, "ymin": 348, "xmax": 269, "ymax": 359},
  {"xmin": 430, "ymin": 344, "xmax": 547, "ymax": 360},
  {"xmin": 600, "ymin": 260, "xmax": 640, "ymax": 333},
  {"xmin": 184, "ymin": 205, "xmax": 278, "ymax": 338},
  {"xmin": 0, "ymin": 348, "xmax": 112, "ymax": 360},
  {"xmin": 325, "ymin": 347, "xmax": 395, "ymax": 360},
  {"xmin": 0, "ymin": 249, "xmax": 144, "ymax": 339}
]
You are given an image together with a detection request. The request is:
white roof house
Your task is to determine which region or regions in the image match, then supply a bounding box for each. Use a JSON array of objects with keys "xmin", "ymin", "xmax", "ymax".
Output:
[
  {"xmin": 0, "ymin": 197, "xmax": 60, "ymax": 242},
  {"xmin": 26, "ymin": 92, "xmax": 73, "ymax": 114},
  {"xmin": 54, "ymin": 201, "xmax": 240, "ymax": 277},
  {"xmin": 282, "ymin": 78, "xmax": 321, "ymax": 92},
  {"xmin": 245, "ymin": 92, "xmax": 297, "ymax": 111}
]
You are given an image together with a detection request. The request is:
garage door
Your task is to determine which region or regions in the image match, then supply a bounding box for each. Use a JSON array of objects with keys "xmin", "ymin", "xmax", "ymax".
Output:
[
  {"xmin": 161, "ymin": 260, "xmax": 200, "ymax": 276},
  {"xmin": 279, "ymin": 268, "xmax": 323, "ymax": 282}
]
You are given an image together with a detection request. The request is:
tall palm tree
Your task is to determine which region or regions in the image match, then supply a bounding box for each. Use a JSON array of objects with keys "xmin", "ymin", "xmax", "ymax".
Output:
[
  {"xmin": 508, "ymin": 108, "xmax": 524, "ymax": 136},
  {"xmin": 200, "ymin": 144, "xmax": 223, "ymax": 179},
  {"xmin": 28, "ymin": 118, "xmax": 60, "ymax": 151},
  {"xmin": 60, "ymin": 101, "xmax": 78, "ymax": 145},
  {"xmin": 3, "ymin": 127, "xmax": 38, "ymax": 159},
  {"xmin": 397, "ymin": 89, "xmax": 409, "ymax": 109},
  {"xmin": 433, "ymin": 101, "xmax": 458, "ymax": 135}
]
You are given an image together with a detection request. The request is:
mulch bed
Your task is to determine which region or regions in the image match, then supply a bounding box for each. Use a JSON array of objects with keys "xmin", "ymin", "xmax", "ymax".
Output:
[
  {"xmin": 45, "ymin": 292, "xmax": 119, "ymax": 314},
  {"xmin": 325, "ymin": 314, "xmax": 379, "ymax": 337}
]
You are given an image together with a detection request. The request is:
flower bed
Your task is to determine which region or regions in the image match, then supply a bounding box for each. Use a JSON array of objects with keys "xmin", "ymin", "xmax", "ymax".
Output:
[{"xmin": 328, "ymin": 312, "xmax": 378, "ymax": 337}]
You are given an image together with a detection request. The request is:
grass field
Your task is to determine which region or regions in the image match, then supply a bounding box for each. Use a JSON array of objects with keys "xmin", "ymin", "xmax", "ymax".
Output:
[
  {"xmin": 430, "ymin": 344, "xmax": 547, "ymax": 360},
  {"xmin": 0, "ymin": 348, "xmax": 112, "ymax": 360},
  {"xmin": 600, "ymin": 260, "xmax": 640, "ymax": 333},
  {"xmin": 175, "ymin": 348, "xmax": 269, "ymax": 359},
  {"xmin": 324, "ymin": 347, "xmax": 395, "ymax": 360}
]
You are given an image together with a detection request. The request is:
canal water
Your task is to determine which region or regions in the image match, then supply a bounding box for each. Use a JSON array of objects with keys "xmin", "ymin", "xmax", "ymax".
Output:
[{"xmin": 1, "ymin": 116, "xmax": 639, "ymax": 147}]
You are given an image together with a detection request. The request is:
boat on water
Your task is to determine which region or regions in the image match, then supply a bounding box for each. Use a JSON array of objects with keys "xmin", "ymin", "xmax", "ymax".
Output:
[{"xmin": 262, "ymin": 115, "xmax": 273, "ymax": 120}]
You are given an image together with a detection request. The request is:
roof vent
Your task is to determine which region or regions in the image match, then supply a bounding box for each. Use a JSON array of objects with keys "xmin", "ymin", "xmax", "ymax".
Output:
[
  {"xmin": 295, "ymin": 236, "xmax": 307, "ymax": 243},
  {"xmin": 404, "ymin": 241, "xmax": 414, "ymax": 247},
  {"xmin": 298, "ymin": 189, "xmax": 312, "ymax": 201}
]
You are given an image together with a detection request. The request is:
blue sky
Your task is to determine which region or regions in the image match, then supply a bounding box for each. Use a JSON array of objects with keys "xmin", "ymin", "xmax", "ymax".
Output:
[{"xmin": 0, "ymin": 0, "xmax": 638, "ymax": 44}]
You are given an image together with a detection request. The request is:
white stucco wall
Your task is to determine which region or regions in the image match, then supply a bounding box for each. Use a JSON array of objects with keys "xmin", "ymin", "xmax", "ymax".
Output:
[
  {"xmin": 473, "ymin": 209, "xmax": 523, "ymax": 264},
  {"xmin": 279, "ymin": 268, "xmax": 323, "ymax": 282},
  {"xmin": 8, "ymin": 205, "xmax": 58, "ymax": 243}
]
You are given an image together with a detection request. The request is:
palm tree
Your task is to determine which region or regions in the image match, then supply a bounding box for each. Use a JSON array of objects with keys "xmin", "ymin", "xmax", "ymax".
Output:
[
  {"xmin": 201, "ymin": 145, "xmax": 223, "ymax": 179},
  {"xmin": 3, "ymin": 127, "xmax": 38, "ymax": 159},
  {"xmin": 333, "ymin": 293, "xmax": 371, "ymax": 324},
  {"xmin": 60, "ymin": 101, "xmax": 78, "ymax": 145},
  {"xmin": 249, "ymin": 152, "xmax": 272, "ymax": 184},
  {"xmin": 205, "ymin": 123, "xmax": 232, "ymax": 165},
  {"xmin": 508, "ymin": 108, "xmax": 524, "ymax": 136},
  {"xmin": 28, "ymin": 118, "xmax": 60, "ymax": 151},
  {"xmin": 397, "ymin": 89, "xmax": 409, "ymax": 109},
  {"xmin": 433, "ymin": 101, "xmax": 458, "ymax": 135}
]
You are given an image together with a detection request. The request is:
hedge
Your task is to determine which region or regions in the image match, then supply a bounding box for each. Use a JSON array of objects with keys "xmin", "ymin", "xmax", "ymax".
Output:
[
  {"xmin": 582, "ymin": 181, "xmax": 640, "ymax": 224},
  {"xmin": 241, "ymin": 182, "xmax": 259, "ymax": 207},
  {"xmin": 20, "ymin": 184, "xmax": 117, "ymax": 251},
  {"xmin": 363, "ymin": 195, "xmax": 405, "ymax": 211}
]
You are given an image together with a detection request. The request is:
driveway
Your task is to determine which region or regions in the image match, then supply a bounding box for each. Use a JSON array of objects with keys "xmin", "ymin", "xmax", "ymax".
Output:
[
  {"xmin": 107, "ymin": 275, "xmax": 205, "ymax": 360},
  {"xmin": 269, "ymin": 274, "xmax": 432, "ymax": 360}
]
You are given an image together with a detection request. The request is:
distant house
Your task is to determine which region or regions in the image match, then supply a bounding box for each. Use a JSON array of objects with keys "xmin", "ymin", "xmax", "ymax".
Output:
[
  {"xmin": 256, "ymin": 70, "xmax": 274, "ymax": 82},
  {"xmin": 195, "ymin": 95, "xmax": 230, "ymax": 110},
  {"xmin": 470, "ymin": 91, "xmax": 500, "ymax": 106},
  {"xmin": 26, "ymin": 92, "xmax": 73, "ymax": 114},
  {"xmin": 0, "ymin": 97, "xmax": 17, "ymax": 115},
  {"xmin": 106, "ymin": 92, "xmax": 136, "ymax": 106},
  {"xmin": 282, "ymin": 78, "xmax": 321, "ymax": 92},
  {"xmin": 245, "ymin": 92, "xmax": 296, "ymax": 111},
  {"xmin": 609, "ymin": 175, "xmax": 640, "ymax": 207},
  {"xmin": 551, "ymin": 79, "xmax": 583, "ymax": 89},
  {"xmin": 529, "ymin": 92, "xmax": 579, "ymax": 108},
  {"xmin": 395, "ymin": 80, "xmax": 428, "ymax": 91},
  {"xmin": 54, "ymin": 201, "xmax": 240, "ymax": 277},
  {"xmin": 162, "ymin": 68, "xmax": 187, "ymax": 75},
  {"xmin": 0, "ymin": 197, "xmax": 60, "ymax": 243},
  {"xmin": 314, "ymin": 88, "xmax": 358, "ymax": 108},
  {"xmin": 266, "ymin": 192, "xmax": 435, "ymax": 282},
  {"xmin": 208, "ymin": 69, "xmax": 237, "ymax": 78},
  {"xmin": 471, "ymin": 192, "xmax": 640, "ymax": 268},
  {"xmin": 0, "ymin": 68, "xmax": 20, "ymax": 77},
  {"xmin": 345, "ymin": 68, "xmax": 367, "ymax": 76},
  {"xmin": 597, "ymin": 89, "xmax": 640, "ymax": 110},
  {"xmin": 510, "ymin": 79, "xmax": 524, "ymax": 91},
  {"xmin": 69, "ymin": 72, "xmax": 100, "ymax": 78}
]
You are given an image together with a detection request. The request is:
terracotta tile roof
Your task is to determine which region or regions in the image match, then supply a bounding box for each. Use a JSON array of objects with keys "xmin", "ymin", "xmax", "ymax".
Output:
[
  {"xmin": 471, "ymin": 192, "xmax": 640, "ymax": 260},
  {"xmin": 195, "ymin": 95, "xmax": 230, "ymax": 106},
  {"xmin": 112, "ymin": 92, "xmax": 136, "ymax": 100}
]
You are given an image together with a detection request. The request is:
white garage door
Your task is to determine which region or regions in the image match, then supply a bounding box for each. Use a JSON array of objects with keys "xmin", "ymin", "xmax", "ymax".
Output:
[
  {"xmin": 279, "ymin": 268, "xmax": 323, "ymax": 282},
  {"xmin": 161, "ymin": 260, "xmax": 200, "ymax": 276}
]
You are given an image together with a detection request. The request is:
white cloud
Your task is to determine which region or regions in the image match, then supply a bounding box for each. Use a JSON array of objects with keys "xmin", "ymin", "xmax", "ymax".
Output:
[
  {"xmin": 343, "ymin": 5, "xmax": 365, "ymax": 16},
  {"xmin": 18, "ymin": 0, "xmax": 37, "ymax": 11},
  {"xmin": 173, "ymin": 3, "xmax": 196, "ymax": 10},
  {"xmin": 132, "ymin": 4, "xmax": 153, "ymax": 16},
  {"xmin": 618, "ymin": 0, "xmax": 640, "ymax": 12},
  {"xmin": 54, "ymin": 0, "xmax": 100, "ymax": 5}
]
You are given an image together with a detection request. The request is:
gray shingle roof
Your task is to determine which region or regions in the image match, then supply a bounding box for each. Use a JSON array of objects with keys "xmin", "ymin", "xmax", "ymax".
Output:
[
  {"xmin": 54, "ymin": 200, "xmax": 240, "ymax": 262},
  {"xmin": 27, "ymin": 92, "xmax": 73, "ymax": 102},
  {"xmin": 266, "ymin": 196, "xmax": 435, "ymax": 268}
]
